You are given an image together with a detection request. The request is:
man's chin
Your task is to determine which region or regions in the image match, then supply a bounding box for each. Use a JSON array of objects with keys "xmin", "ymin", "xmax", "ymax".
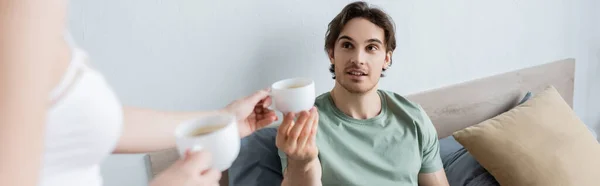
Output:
[{"xmin": 339, "ymin": 83, "xmax": 376, "ymax": 94}]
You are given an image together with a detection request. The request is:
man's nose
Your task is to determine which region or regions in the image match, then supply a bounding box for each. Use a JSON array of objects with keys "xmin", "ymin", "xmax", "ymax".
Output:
[{"xmin": 350, "ymin": 50, "xmax": 367, "ymax": 65}]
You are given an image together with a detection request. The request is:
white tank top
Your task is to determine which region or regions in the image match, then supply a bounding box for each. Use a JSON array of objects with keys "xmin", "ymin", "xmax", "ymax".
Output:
[{"xmin": 41, "ymin": 36, "xmax": 123, "ymax": 186}]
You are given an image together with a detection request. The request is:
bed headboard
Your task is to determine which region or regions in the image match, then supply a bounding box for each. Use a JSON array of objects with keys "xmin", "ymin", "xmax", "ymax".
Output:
[
  {"xmin": 406, "ymin": 58, "xmax": 575, "ymax": 138},
  {"xmin": 145, "ymin": 58, "xmax": 576, "ymax": 185}
]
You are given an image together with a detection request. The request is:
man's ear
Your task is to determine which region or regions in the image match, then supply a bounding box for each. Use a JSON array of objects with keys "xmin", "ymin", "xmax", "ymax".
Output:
[
  {"xmin": 328, "ymin": 49, "xmax": 335, "ymax": 64},
  {"xmin": 383, "ymin": 51, "xmax": 392, "ymax": 69}
]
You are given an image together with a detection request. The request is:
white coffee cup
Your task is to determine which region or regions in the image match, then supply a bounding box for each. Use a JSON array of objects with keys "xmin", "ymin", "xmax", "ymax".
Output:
[
  {"xmin": 174, "ymin": 114, "xmax": 240, "ymax": 171},
  {"xmin": 270, "ymin": 77, "xmax": 316, "ymax": 114}
]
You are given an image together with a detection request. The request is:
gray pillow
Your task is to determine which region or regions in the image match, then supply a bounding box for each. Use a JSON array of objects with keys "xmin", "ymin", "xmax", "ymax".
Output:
[
  {"xmin": 228, "ymin": 128, "xmax": 282, "ymax": 186},
  {"xmin": 440, "ymin": 91, "xmax": 532, "ymax": 186},
  {"xmin": 440, "ymin": 136, "xmax": 499, "ymax": 186}
]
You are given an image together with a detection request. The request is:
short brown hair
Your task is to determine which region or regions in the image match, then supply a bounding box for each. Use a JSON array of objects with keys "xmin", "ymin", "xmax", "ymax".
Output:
[{"xmin": 325, "ymin": 1, "xmax": 397, "ymax": 79}]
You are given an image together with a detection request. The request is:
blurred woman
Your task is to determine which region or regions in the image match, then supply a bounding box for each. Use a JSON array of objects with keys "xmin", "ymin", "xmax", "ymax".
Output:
[{"xmin": 0, "ymin": 1, "xmax": 277, "ymax": 186}]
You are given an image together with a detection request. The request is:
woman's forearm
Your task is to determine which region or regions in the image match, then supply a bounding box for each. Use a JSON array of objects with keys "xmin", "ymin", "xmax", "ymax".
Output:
[
  {"xmin": 0, "ymin": 0, "xmax": 68, "ymax": 185},
  {"xmin": 113, "ymin": 107, "xmax": 223, "ymax": 153}
]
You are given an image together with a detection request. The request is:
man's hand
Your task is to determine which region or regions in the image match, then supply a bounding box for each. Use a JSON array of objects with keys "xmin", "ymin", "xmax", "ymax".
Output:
[
  {"xmin": 277, "ymin": 107, "xmax": 321, "ymax": 186},
  {"xmin": 276, "ymin": 107, "xmax": 319, "ymax": 165},
  {"xmin": 223, "ymin": 89, "xmax": 278, "ymax": 138}
]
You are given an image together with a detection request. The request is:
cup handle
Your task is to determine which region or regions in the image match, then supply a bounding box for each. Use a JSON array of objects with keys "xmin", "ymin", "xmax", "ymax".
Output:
[{"xmin": 267, "ymin": 91, "xmax": 275, "ymax": 110}]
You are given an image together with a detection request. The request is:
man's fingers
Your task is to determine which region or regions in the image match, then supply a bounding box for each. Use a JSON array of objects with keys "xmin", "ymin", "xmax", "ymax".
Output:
[
  {"xmin": 289, "ymin": 111, "xmax": 309, "ymax": 144},
  {"xmin": 311, "ymin": 108, "xmax": 319, "ymax": 139},
  {"xmin": 307, "ymin": 131, "xmax": 315, "ymax": 146},
  {"xmin": 297, "ymin": 108, "xmax": 316, "ymax": 149},
  {"xmin": 291, "ymin": 111, "xmax": 309, "ymax": 138},
  {"xmin": 276, "ymin": 112, "xmax": 295, "ymax": 146},
  {"xmin": 284, "ymin": 112, "xmax": 300, "ymax": 151},
  {"xmin": 281, "ymin": 112, "xmax": 295, "ymax": 135}
]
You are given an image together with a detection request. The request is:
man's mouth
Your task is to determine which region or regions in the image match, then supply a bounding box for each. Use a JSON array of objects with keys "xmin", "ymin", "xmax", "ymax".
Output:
[{"xmin": 346, "ymin": 69, "xmax": 368, "ymax": 76}]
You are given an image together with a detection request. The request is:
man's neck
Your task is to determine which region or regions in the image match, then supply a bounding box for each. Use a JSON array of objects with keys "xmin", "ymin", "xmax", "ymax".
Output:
[{"xmin": 330, "ymin": 84, "xmax": 382, "ymax": 120}]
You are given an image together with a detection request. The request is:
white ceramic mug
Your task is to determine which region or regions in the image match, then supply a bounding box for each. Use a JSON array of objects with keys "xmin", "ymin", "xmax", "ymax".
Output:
[
  {"xmin": 270, "ymin": 77, "xmax": 316, "ymax": 114},
  {"xmin": 174, "ymin": 114, "xmax": 240, "ymax": 171}
]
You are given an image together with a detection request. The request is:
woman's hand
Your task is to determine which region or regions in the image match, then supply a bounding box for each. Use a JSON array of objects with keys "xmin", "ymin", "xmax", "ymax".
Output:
[
  {"xmin": 223, "ymin": 88, "xmax": 278, "ymax": 138},
  {"xmin": 149, "ymin": 150, "xmax": 221, "ymax": 186}
]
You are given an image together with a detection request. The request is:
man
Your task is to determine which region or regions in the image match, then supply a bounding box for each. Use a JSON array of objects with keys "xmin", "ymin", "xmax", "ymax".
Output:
[{"xmin": 275, "ymin": 1, "xmax": 450, "ymax": 186}]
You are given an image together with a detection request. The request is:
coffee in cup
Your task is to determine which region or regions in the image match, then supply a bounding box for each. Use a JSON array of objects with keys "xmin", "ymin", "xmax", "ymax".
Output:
[
  {"xmin": 187, "ymin": 124, "xmax": 227, "ymax": 137},
  {"xmin": 175, "ymin": 114, "xmax": 240, "ymax": 171},
  {"xmin": 270, "ymin": 77, "xmax": 316, "ymax": 114}
]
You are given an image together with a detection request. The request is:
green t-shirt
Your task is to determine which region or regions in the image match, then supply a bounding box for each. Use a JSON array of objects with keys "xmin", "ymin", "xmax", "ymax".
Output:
[{"xmin": 278, "ymin": 90, "xmax": 443, "ymax": 186}]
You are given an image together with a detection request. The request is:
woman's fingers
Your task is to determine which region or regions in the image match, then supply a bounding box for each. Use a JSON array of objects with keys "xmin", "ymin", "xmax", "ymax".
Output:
[
  {"xmin": 261, "ymin": 96, "xmax": 272, "ymax": 108},
  {"xmin": 200, "ymin": 169, "xmax": 222, "ymax": 183},
  {"xmin": 181, "ymin": 150, "xmax": 212, "ymax": 173}
]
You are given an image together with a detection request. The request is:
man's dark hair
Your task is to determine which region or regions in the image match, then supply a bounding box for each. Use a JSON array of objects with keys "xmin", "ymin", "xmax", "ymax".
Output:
[{"xmin": 325, "ymin": 1, "xmax": 397, "ymax": 79}]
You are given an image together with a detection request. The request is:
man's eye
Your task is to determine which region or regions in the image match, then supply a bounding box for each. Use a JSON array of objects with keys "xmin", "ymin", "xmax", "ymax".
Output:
[
  {"xmin": 342, "ymin": 42, "xmax": 353, "ymax": 49},
  {"xmin": 367, "ymin": 45, "xmax": 378, "ymax": 51}
]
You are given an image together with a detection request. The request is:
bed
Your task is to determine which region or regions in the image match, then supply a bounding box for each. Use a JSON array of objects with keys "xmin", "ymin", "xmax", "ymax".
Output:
[{"xmin": 145, "ymin": 58, "xmax": 587, "ymax": 185}]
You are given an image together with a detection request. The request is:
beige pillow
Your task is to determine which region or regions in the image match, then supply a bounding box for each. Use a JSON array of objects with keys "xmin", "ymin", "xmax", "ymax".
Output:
[{"xmin": 453, "ymin": 86, "xmax": 600, "ymax": 186}]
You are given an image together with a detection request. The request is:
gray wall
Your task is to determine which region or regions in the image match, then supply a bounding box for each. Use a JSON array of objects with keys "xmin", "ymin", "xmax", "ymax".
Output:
[
  {"xmin": 585, "ymin": 0, "xmax": 600, "ymax": 135},
  {"xmin": 66, "ymin": 0, "xmax": 600, "ymax": 185}
]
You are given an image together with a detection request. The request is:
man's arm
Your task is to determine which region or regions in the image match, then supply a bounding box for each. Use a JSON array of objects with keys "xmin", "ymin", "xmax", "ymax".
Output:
[
  {"xmin": 281, "ymin": 159, "xmax": 322, "ymax": 186},
  {"xmin": 276, "ymin": 109, "xmax": 322, "ymax": 186},
  {"xmin": 416, "ymin": 105, "xmax": 449, "ymax": 186},
  {"xmin": 418, "ymin": 170, "xmax": 449, "ymax": 186}
]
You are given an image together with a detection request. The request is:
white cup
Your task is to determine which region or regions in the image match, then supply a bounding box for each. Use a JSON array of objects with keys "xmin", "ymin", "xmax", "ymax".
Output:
[
  {"xmin": 270, "ymin": 77, "xmax": 316, "ymax": 114},
  {"xmin": 174, "ymin": 114, "xmax": 240, "ymax": 171}
]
